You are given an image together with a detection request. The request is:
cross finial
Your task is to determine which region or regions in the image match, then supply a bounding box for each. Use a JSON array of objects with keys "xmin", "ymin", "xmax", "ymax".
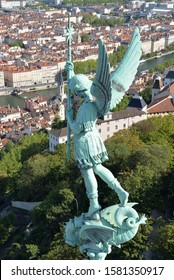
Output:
[{"xmin": 64, "ymin": 15, "xmax": 76, "ymax": 45}]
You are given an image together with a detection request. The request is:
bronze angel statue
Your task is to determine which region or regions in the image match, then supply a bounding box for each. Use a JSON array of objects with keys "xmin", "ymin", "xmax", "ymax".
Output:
[{"xmin": 66, "ymin": 28, "xmax": 142, "ymax": 218}]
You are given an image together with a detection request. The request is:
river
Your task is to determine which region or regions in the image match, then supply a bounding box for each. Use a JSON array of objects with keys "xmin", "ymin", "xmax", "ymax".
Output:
[
  {"xmin": 0, "ymin": 88, "xmax": 58, "ymax": 109},
  {"xmin": 138, "ymin": 52, "xmax": 174, "ymax": 73},
  {"xmin": 0, "ymin": 52, "xmax": 174, "ymax": 109}
]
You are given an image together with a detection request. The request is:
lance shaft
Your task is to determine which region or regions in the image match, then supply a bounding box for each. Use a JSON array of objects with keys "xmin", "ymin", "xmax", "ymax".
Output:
[{"xmin": 65, "ymin": 16, "xmax": 75, "ymax": 160}]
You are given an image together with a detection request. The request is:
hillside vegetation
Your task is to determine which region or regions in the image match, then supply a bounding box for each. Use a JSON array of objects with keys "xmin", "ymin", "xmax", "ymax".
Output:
[{"xmin": 0, "ymin": 115, "xmax": 174, "ymax": 260}]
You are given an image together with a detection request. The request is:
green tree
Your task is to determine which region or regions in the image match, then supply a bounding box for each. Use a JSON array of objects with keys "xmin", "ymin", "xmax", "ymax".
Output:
[
  {"xmin": 81, "ymin": 33, "xmax": 90, "ymax": 43},
  {"xmin": 25, "ymin": 244, "xmax": 40, "ymax": 260},
  {"xmin": 41, "ymin": 231, "xmax": 84, "ymax": 260},
  {"xmin": 111, "ymin": 95, "xmax": 130, "ymax": 111},
  {"xmin": 0, "ymin": 170, "xmax": 8, "ymax": 198},
  {"xmin": 15, "ymin": 153, "xmax": 64, "ymax": 201},
  {"xmin": 19, "ymin": 132, "xmax": 49, "ymax": 162},
  {"xmin": 0, "ymin": 213, "xmax": 15, "ymax": 245},
  {"xmin": 140, "ymin": 86, "xmax": 152, "ymax": 104},
  {"xmin": 152, "ymin": 221, "xmax": 174, "ymax": 259},
  {"xmin": 52, "ymin": 114, "xmax": 66, "ymax": 129}
]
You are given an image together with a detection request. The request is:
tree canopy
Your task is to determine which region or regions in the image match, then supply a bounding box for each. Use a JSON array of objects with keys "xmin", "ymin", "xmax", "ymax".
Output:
[{"xmin": 1, "ymin": 114, "xmax": 174, "ymax": 260}]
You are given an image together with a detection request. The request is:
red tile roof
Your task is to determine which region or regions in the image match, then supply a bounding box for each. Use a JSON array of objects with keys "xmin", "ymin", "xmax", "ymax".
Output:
[
  {"xmin": 147, "ymin": 96, "xmax": 174, "ymax": 113},
  {"xmin": 1, "ymin": 138, "xmax": 11, "ymax": 147}
]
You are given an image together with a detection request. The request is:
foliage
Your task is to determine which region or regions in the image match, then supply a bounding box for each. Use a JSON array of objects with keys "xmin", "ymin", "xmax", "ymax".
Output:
[
  {"xmin": 81, "ymin": 33, "xmax": 90, "ymax": 43},
  {"xmin": 109, "ymin": 45, "xmax": 127, "ymax": 67},
  {"xmin": 74, "ymin": 59, "xmax": 97, "ymax": 75},
  {"xmin": 63, "ymin": 0, "xmax": 127, "ymax": 5},
  {"xmin": 140, "ymin": 86, "xmax": 152, "ymax": 105},
  {"xmin": 52, "ymin": 114, "xmax": 67, "ymax": 129},
  {"xmin": 41, "ymin": 232, "xmax": 84, "ymax": 260},
  {"xmin": 151, "ymin": 220, "xmax": 174, "ymax": 260},
  {"xmin": 0, "ymin": 170, "xmax": 8, "ymax": 198},
  {"xmin": 72, "ymin": 45, "xmax": 126, "ymax": 75},
  {"xmin": 1, "ymin": 114, "xmax": 174, "ymax": 260},
  {"xmin": 0, "ymin": 132, "xmax": 48, "ymax": 196},
  {"xmin": 111, "ymin": 95, "xmax": 130, "ymax": 111},
  {"xmin": 150, "ymin": 58, "xmax": 174, "ymax": 73},
  {"xmin": 8, "ymin": 41, "xmax": 25, "ymax": 48},
  {"xmin": 105, "ymin": 116, "xmax": 174, "ymax": 213},
  {"xmin": 82, "ymin": 14, "xmax": 125, "ymax": 27},
  {"xmin": 25, "ymin": 2, "xmax": 47, "ymax": 10},
  {"xmin": 0, "ymin": 212, "xmax": 16, "ymax": 245},
  {"xmin": 25, "ymin": 244, "xmax": 40, "ymax": 260}
]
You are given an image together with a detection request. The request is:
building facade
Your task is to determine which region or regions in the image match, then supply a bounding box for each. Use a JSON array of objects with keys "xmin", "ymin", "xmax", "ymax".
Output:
[
  {"xmin": 0, "ymin": 71, "xmax": 5, "ymax": 87},
  {"xmin": 0, "ymin": 0, "xmax": 26, "ymax": 8},
  {"xmin": 49, "ymin": 108, "xmax": 147, "ymax": 152},
  {"xmin": 3, "ymin": 64, "xmax": 58, "ymax": 87}
]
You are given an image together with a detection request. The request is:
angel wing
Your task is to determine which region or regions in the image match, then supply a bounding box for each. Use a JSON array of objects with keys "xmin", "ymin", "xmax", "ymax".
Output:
[
  {"xmin": 91, "ymin": 28, "xmax": 142, "ymax": 116},
  {"xmin": 110, "ymin": 27, "xmax": 142, "ymax": 110},
  {"xmin": 90, "ymin": 39, "xmax": 112, "ymax": 117}
]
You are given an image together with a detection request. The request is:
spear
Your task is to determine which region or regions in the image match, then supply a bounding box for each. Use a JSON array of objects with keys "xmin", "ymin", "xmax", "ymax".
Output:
[{"xmin": 64, "ymin": 15, "xmax": 76, "ymax": 160}]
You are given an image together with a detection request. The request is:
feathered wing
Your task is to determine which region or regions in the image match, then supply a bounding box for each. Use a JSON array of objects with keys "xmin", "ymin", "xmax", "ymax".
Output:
[
  {"xmin": 110, "ymin": 27, "xmax": 142, "ymax": 110},
  {"xmin": 90, "ymin": 39, "xmax": 112, "ymax": 117}
]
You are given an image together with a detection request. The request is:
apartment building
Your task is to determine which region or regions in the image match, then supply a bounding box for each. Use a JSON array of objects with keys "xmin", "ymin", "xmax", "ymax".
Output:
[
  {"xmin": 3, "ymin": 63, "xmax": 58, "ymax": 87},
  {"xmin": 141, "ymin": 32, "xmax": 174, "ymax": 54},
  {"xmin": 97, "ymin": 109, "xmax": 147, "ymax": 142},
  {"xmin": 49, "ymin": 127, "xmax": 67, "ymax": 152},
  {"xmin": 141, "ymin": 39, "xmax": 152, "ymax": 54},
  {"xmin": 0, "ymin": 106, "xmax": 21, "ymax": 123},
  {"xmin": 0, "ymin": 71, "xmax": 5, "ymax": 87},
  {"xmin": 24, "ymin": 97, "xmax": 47, "ymax": 112},
  {"xmin": 0, "ymin": 0, "xmax": 26, "ymax": 8},
  {"xmin": 164, "ymin": 70, "xmax": 174, "ymax": 86},
  {"xmin": 49, "ymin": 108, "xmax": 147, "ymax": 152}
]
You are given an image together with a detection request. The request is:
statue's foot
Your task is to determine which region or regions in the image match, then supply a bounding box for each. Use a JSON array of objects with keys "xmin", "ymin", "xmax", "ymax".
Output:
[
  {"xmin": 119, "ymin": 191, "xmax": 129, "ymax": 207},
  {"xmin": 108, "ymin": 179, "xmax": 129, "ymax": 207},
  {"xmin": 85, "ymin": 204, "xmax": 101, "ymax": 219}
]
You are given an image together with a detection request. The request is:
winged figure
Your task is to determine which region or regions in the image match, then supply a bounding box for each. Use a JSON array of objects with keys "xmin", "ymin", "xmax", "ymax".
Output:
[{"xmin": 66, "ymin": 28, "xmax": 142, "ymax": 218}]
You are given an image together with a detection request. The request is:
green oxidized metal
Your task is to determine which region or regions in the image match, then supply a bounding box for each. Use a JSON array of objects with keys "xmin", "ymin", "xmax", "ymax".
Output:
[{"xmin": 65, "ymin": 25, "xmax": 146, "ymax": 260}]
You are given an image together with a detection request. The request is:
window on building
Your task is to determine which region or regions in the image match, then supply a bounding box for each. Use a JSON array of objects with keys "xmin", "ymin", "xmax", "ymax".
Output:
[
  {"xmin": 123, "ymin": 123, "xmax": 126, "ymax": 128},
  {"xmin": 115, "ymin": 125, "xmax": 118, "ymax": 130},
  {"xmin": 99, "ymin": 129, "xmax": 101, "ymax": 133},
  {"xmin": 107, "ymin": 127, "xmax": 110, "ymax": 131}
]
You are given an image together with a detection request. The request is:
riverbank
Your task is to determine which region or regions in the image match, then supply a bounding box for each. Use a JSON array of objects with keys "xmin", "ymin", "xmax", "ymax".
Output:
[
  {"xmin": 0, "ymin": 88, "xmax": 12, "ymax": 96},
  {"xmin": 0, "ymin": 87, "xmax": 57, "ymax": 108},
  {"xmin": 141, "ymin": 50, "xmax": 174, "ymax": 63},
  {"xmin": 1, "ymin": 51, "xmax": 174, "ymax": 108},
  {"xmin": 0, "ymin": 83, "xmax": 57, "ymax": 97},
  {"xmin": 138, "ymin": 51, "xmax": 174, "ymax": 74}
]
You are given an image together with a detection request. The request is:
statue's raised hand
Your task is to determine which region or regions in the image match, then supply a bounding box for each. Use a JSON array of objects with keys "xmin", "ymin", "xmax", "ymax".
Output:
[{"xmin": 65, "ymin": 61, "xmax": 74, "ymax": 72}]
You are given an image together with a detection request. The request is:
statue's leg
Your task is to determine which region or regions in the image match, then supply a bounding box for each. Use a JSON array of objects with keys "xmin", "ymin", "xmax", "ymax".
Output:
[
  {"xmin": 81, "ymin": 168, "xmax": 101, "ymax": 217},
  {"xmin": 93, "ymin": 164, "xmax": 129, "ymax": 206}
]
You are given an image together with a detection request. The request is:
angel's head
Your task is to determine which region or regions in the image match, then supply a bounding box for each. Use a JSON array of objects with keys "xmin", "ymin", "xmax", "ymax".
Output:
[{"xmin": 69, "ymin": 74, "xmax": 93, "ymax": 100}]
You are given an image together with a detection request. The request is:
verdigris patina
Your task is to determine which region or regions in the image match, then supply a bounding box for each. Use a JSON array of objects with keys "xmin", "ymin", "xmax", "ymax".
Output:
[{"xmin": 64, "ymin": 21, "xmax": 146, "ymax": 260}]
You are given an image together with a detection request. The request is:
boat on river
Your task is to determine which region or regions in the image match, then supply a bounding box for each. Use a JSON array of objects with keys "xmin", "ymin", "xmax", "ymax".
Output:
[
  {"xmin": 139, "ymin": 59, "xmax": 146, "ymax": 64},
  {"xmin": 11, "ymin": 90, "xmax": 22, "ymax": 96}
]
